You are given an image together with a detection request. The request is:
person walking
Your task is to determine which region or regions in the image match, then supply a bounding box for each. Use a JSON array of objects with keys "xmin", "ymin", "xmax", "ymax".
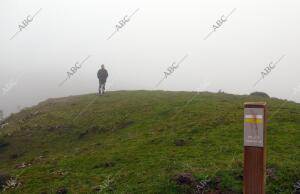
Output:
[{"xmin": 97, "ymin": 64, "xmax": 108, "ymax": 95}]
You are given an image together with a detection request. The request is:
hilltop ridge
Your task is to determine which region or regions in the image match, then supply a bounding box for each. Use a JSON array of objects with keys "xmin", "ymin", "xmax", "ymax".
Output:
[{"xmin": 0, "ymin": 91, "xmax": 299, "ymax": 193}]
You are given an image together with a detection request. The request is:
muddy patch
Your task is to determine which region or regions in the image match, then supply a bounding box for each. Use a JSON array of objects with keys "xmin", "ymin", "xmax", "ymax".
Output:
[
  {"xmin": 171, "ymin": 173, "xmax": 240, "ymax": 194},
  {"xmin": 174, "ymin": 139, "xmax": 190, "ymax": 146},
  {"xmin": 93, "ymin": 161, "xmax": 116, "ymax": 169}
]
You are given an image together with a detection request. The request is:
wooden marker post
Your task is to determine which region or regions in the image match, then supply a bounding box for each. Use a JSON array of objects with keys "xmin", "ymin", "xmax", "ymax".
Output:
[{"xmin": 243, "ymin": 102, "xmax": 267, "ymax": 194}]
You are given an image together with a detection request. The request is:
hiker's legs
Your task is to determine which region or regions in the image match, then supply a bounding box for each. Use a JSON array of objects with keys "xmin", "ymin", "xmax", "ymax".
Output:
[
  {"xmin": 98, "ymin": 80, "xmax": 101, "ymax": 94},
  {"xmin": 99, "ymin": 82, "xmax": 106, "ymax": 94},
  {"xmin": 100, "ymin": 83, "xmax": 103, "ymax": 94},
  {"xmin": 102, "ymin": 82, "xmax": 106, "ymax": 94}
]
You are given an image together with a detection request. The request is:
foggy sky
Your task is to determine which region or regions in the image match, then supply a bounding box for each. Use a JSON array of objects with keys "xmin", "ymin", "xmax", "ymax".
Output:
[{"xmin": 1, "ymin": 0, "xmax": 300, "ymax": 117}]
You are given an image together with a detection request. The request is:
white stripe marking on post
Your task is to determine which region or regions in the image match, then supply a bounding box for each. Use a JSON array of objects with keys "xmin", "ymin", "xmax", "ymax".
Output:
[{"xmin": 245, "ymin": 115, "xmax": 263, "ymax": 119}]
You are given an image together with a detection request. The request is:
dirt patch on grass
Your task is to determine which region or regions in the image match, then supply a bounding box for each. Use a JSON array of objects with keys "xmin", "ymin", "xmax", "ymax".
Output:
[
  {"xmin": 171, "ymin": 173, "xmax": 241, "ymax": 194},
  {"xmin": 93, "ymin": 161, "xmax": 116, "ymax": 169},
  {"xmin": 55, "ymin": 187, "xmax": 68, "ymax": 194},
  {"xmin": 174, "ymin": 139, "xmax": 190, "ymax": 146},
  {"xmin": 172, "ymin": 173, "xmax": 195, "ymax": 185}
]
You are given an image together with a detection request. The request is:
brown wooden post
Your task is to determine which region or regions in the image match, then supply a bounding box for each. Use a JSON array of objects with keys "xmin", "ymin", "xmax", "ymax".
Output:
[{"xmin": 243, "ymin": 102, "xmax": 267, "ymax": 194}]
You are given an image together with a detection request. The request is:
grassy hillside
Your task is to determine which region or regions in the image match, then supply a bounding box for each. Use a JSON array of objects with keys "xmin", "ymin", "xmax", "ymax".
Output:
[{"xmin": 0, "ymin": 91, "xmax": 299, "ymax": 194}]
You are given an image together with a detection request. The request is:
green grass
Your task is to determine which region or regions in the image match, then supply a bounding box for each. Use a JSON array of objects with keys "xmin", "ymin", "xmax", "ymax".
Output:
[{"xmin": 0, "ymin": 91, "xmax": 299, "ymax": 193}]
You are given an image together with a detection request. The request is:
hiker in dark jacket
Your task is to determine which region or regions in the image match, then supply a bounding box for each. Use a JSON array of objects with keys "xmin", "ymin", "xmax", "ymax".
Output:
[{"xmin": 97, "ymin": 64, "xmax": 108, "ymax": 95}]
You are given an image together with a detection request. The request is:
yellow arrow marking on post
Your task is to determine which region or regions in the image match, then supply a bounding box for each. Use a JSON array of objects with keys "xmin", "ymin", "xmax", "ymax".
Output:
[{"xmin": 244, "ymin": 115, "xmax": 263, "ymax": 124}]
